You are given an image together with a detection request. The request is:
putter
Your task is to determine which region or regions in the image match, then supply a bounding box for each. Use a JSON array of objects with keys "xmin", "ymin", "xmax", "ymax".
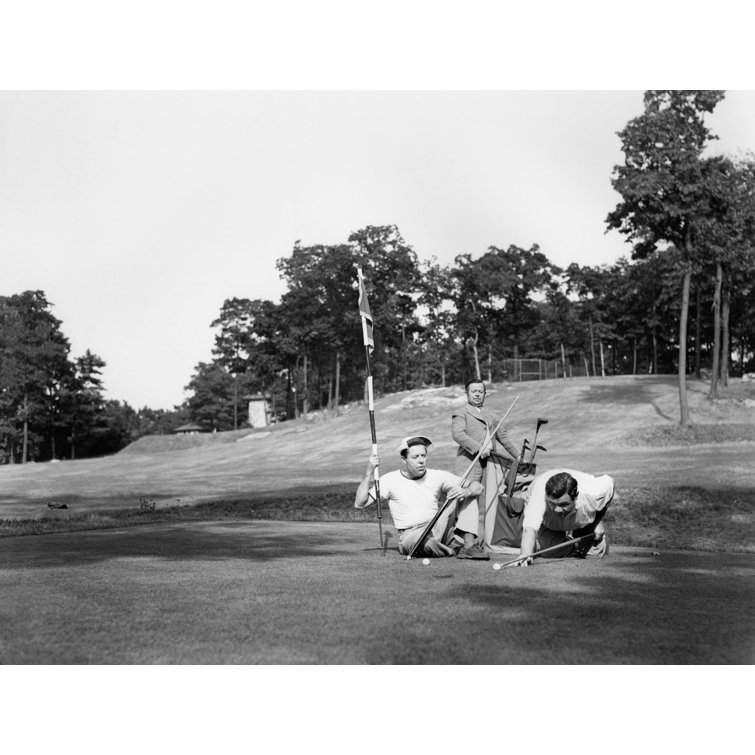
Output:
[
  {"xmin": 526, "ymin": 418, "xmax": 548, "ymax": 464},
  {"xmin": 494, "ymin": 533, "xmax": 596, "ymax": 569},
  {"xmin": 503, "ymin": 438, "xmax": 528, "ymax": 499}
]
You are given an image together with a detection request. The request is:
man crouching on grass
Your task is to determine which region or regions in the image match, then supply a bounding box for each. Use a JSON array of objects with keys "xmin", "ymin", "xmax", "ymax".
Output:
[
  {"xmin": 517, "ymin": 469, "xmax": 615, "ymax": 566},
  {"xmin": 355, "ymin": 435, "xmax": 487, "ymax": 559}
]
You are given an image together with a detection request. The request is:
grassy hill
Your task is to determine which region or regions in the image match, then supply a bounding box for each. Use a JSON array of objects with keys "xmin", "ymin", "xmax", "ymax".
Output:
[{"xmin": 1, "ymin": 375, "xmax": 754, "ymax": 550}]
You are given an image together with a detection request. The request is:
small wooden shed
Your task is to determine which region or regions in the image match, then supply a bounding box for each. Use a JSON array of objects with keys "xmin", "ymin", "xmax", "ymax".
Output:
[{"xmin": 246, "ymin": 394, "xmax": 271, "ymax": 428}]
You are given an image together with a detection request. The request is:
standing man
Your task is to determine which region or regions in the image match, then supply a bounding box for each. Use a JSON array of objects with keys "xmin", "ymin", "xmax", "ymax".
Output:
[
  {"xmin": 452, "ymin": 380, "xmax": 521, "ymax": 549},
  {"xmin": 517, "ymin": 469, "xmax": 614, "ymax": 566},
  {"xmin": 452, "ymin": 380, "xmax": 521, "ymax": 481},
  {"xmin": 354, "ymin": 435, "xmax": 488, "ymax": 559}
]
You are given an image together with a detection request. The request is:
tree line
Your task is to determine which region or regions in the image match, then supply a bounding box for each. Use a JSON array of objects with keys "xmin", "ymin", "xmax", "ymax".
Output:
[
  {"xmin": 2, "ymin": 91, "xmax": 753, "ymax": 462},
  {"xmin": 0, "ymin": 291, "xmax": 166, "ymax": 462},
  {"xmin": 191, "ymin": 90, "xmax": 755, "ymax": 429},
  {"xmin": 191, "ymin": 224, "xmax": 753, "ymax": 430}
]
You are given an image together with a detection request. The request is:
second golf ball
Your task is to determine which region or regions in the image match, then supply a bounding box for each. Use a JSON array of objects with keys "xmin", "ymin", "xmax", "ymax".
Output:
[
  {"xmin": 493, "ymin": 563, "xmax": 502, "ymax": 571},
  {"xmin": 422, "ymin": 558, "xmax": 430, "ymax": 566}
]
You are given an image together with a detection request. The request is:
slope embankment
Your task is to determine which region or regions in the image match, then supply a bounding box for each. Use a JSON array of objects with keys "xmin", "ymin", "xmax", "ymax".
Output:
[{"xmin": 1, "ymin": 375, "xmax": 754, "ymax": 523}]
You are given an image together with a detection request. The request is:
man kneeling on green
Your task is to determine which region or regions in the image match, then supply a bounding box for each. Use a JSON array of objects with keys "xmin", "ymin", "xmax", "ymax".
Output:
[
  {"xmin": 355, "ymin": 435, "xmax": 487, "ymax": 559},
  {"xmin": 517, "ymin": 469, "xmax": 615, "ymax": 566}
]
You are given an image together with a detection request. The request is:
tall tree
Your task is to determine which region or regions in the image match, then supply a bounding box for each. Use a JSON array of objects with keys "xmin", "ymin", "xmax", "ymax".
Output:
[
  {"xmin": 348, "ymin": 225, "xmax": 423, "ymax": 392},
  {"xmin": 529, "ymin": 281, "xmax": 582, "ymax": 377},
  {"xmin": 67, "ymin": 350, "xmax": 107, "ymax": 459},
  {"xmin": 277, "ymin": 243, "xmax": 360, "ymax": 413},
  {"xmin": 696, "ymin": 156, "xmax": 755, "ymax": 396},
  {"xmin": 0, "ymin": 291, "xmax": 73, "ymax": 462},
  {"xmin": 211, "ymin": 297, "xmax": 257, "ymax": 430},
  {"xmin": 450, "ymin": 252, "xmax": 505, "ymax": 380},
  {"xmin": 184, "ymin": 361, "xmax": 254, "ymax": 431},
  {"xmin": 415, "ymin": 260, "xmax": 461, "ymax": 387},
  {"xmin": 485, "ymin": 244, "xmax": 558, "ymax": 371},
  {"xmin": 210, "ymin": 298, "xmax": 287, "ymax": 425},
  {"xmin": 607, "ymin": 90, "xmax": 726, "ymax": 424},
  {"xmin": 276, "ymin": 226, "xmax": 422, "ymax": 408},
  {"xmin": 565, "ymin": 263, "xmax": 607, "ymax": 376}
]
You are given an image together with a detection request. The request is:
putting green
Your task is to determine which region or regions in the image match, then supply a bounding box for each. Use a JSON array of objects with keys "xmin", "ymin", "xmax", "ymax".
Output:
[{"xmin": 1, "ymin": 520, "xmax": 752, "ymax": 664}]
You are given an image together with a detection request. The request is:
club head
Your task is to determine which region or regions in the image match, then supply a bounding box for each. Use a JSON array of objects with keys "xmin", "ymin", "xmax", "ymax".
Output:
[
  {"xmin": 536, "ymin": 417, "xmax": 549, "ymax": 428},
  {"xmin": 536, "ymin": 444, "xmax": 546, "ymax": 452}
]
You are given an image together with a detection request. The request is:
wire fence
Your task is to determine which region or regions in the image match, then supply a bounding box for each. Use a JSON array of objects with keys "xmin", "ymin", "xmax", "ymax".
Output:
[{"xmin": 500, "ymin": 358, "xmax": 591, "ymax": 381}]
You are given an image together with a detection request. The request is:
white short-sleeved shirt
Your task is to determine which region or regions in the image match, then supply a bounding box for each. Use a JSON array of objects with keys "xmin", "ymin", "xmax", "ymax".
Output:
[
  {"xmin": 368, "ymin": 468, "xmax": 461, "ymax": 530},
  {"xmin": 522, "ymin": 469, "xmax": 615, "ymax": 532}
]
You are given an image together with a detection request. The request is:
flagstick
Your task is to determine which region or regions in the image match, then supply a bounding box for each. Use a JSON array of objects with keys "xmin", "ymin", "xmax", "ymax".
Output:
[
  {"xmin": 357, "ymin": 267, "xmax": 384, "ymax": 555},
  {"xmin": 365, "ymin": 361, "xmax": 385, "ymax": 556}
]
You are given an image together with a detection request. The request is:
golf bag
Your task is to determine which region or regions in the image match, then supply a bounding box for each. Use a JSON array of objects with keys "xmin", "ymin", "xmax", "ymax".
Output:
[{"xmin": 480, "ymin": 453, "xmax": 538, "ymax": 553}]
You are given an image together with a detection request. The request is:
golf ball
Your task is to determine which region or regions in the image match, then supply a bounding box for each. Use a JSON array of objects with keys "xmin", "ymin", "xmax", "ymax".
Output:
[
  {"xmin": 422, "ymin": 558, "xmax": 430, "ymax": 566},
  {"xmin": 493, "ymin": 563, "xmax": 502, "ymax": 571}
]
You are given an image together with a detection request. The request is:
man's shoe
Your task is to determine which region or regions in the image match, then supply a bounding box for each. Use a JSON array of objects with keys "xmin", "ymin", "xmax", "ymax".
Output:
[{"xmin": 457, "ymin": 543, "xmax": 490, "ymax": 560}]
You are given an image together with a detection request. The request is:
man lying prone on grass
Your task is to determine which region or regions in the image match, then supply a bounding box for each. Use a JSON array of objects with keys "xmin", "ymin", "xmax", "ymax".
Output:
[
  {"xmin": 354, "ymin": 435, "xmax": 487, "ymax": 559},
  {"xmin": 516, "ymin": 468, "xmax": 615, "ymax": 566}
]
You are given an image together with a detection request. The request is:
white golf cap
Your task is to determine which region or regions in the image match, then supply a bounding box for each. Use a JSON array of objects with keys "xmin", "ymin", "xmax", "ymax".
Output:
[{"xmin": 398, "ymin": 435, "xmax": 432, "ymax": 454}]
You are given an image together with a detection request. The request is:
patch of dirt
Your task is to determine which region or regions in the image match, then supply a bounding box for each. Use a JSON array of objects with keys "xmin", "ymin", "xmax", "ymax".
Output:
[{"xmin": 624, "ymin": 423, "xmax": 755, "ymax": 447}]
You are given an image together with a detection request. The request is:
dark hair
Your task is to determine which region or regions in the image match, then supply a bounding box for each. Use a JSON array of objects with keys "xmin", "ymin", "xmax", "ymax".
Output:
[
  {"xmin": 400, "ymin": 437, "xmax": 430, "ymax": 459},
  {"xmin": 465, "ymin": 379, "xmax": 486, "ymax": 393},
  {"xmin": 545, "ymin": 472, "xmax": 578, "ymax": 500}
]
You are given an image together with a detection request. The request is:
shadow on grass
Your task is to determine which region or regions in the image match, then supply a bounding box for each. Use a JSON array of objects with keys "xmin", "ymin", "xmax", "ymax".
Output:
[
  {"xmin": 0, "ymin": 521, "xmax": 368, "ymax": 569},
  {"xmin": 441, "ymin": 551, "xmax": 755, "ymax": 663},
  {"xmin": 580, "ymin": 377, "xmax": 674, "ymax": 407}
]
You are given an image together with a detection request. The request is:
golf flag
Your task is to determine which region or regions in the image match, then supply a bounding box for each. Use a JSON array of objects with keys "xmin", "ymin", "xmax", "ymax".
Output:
[{"xmin": 357, "ymin": 268, "xmax": 374, "ymax": 355}]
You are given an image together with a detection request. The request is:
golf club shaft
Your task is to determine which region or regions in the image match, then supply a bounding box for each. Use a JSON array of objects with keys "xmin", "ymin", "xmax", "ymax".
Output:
[
  {"xmin": 503, "ymin": 437, "xmax": 527, "ymax": 498},
  {"xmin": 498, "ymin": 533, "xmax": 595, "ymax": 568},
  {"xmin": 527, "ymin": 418, "xmax": 548, "ymax": 464}
]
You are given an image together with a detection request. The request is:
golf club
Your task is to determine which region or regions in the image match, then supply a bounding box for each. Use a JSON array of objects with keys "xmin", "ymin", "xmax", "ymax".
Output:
[
  {"xmin": 494, "ymin": 533, "xmax": 596, "ymax": 569},
  {"xmin": 502, "ymin": 438, "xmax": 528, "ymax": 499},
  {"xmin": 526, "ymin": 418, "xmax": 548, "ymax": 463},
  {"xmin": 530, "ymin": 443, "xmax": 547, "ymax": 463}
]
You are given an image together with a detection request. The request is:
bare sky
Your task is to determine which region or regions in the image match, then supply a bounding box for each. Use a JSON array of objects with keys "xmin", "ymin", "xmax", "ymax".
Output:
[{"xmin": 2, "ymin": 90, "xmax": 754, "ymax": 409}]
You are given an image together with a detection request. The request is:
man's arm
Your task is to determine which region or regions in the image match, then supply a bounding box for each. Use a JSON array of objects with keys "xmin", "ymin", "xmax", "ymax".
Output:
[
  {"xmin": 451, "ymin": 412, "xmax": 481, "ymax": 456},
  {"xmin": 573, "ymin": 480, "xmax": 614, "ymax": 541},
  {"xmin": 518, "ymin": 527, "xmax": 537, "ymax": 566},
  {"xmin": 445, "ymin": 479, "xmax": 484, "ymax": 503},
  {"xmin": 575, "ymin": 474, "xmax": 615, "ymax": 529},
  {"xmin": 516, "ymin": 473, "xmax": 547, "ymax": 566},
  {"xmin": 354, "ymin": 453, "xmax": 380, "ymax": 509}
]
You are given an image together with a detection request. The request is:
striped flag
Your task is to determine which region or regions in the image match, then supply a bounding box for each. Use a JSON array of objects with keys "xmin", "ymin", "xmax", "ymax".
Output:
[{"xmin": 357, "ymin": 268, "xmax": 374, "ymax": 355}]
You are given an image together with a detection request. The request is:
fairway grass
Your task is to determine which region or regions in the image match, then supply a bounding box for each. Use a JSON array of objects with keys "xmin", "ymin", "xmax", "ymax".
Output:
[{"xmin": 1, "ymin": 521, "xmax": 752, "ymax": 664}]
